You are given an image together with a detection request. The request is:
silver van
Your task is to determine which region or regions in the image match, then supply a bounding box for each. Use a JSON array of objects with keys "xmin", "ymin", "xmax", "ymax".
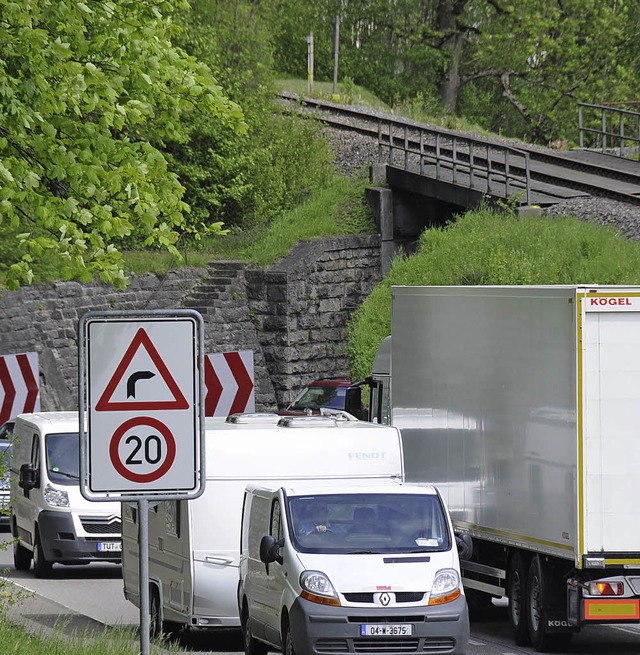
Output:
[
  {"xmin": 10, "ymin": 412, "xmax": 121, "ymax": 577},
  {"xmin": 239, "ymin": 481, "xmax": 471, "ymax": 655}
]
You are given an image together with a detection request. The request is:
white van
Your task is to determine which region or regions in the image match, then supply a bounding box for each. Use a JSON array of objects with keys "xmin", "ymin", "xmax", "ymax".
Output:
[
  {"xmin": 10, "ymin": 412, "xmax": 122, "ymax": 577},
  {"xmin": 121, "ymin": 412, "xmax": 404, "ymax": 637},
  {"xmin": 239, "ymin": 482, "xmax": 470, "ymax": 655}
]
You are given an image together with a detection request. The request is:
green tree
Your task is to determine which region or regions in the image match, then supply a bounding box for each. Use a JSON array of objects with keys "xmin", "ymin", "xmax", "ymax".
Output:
[
  {"xmin": 166, "ymin": 1, "xmax": 334, "ymax": 232},
  {"xmin": 0, "ymin": 0, "xmax": 246, "ymax": 290},
  {"xmin": 268, "ymin": 0, "xmax": 640, "ymax": 144}
]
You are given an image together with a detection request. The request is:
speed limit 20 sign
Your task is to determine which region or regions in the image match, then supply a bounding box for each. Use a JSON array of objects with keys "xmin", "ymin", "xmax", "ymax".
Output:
[{"xmin": 79, "ymin": 310, "xmax": 204, "ymax": 501}]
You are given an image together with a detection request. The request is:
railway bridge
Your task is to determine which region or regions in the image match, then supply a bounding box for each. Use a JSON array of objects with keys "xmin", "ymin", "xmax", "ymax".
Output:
[{"xmin": 282, "ymin": 94, "xmax": 640, "ymax": 274}]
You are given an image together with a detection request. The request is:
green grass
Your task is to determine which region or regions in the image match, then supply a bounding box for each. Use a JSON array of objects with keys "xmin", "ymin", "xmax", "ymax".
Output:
[
  {"xmin": 274, "ymin": 77, "xmax": 391, "ymax": 111},
  {"xmin": 0, "ymin": 617, "xmax": 176, "ymax": 655},
  {"xmin": 121, "ymin": 174, "xmax": 376, "ymax": 275},
  {"xmin": 0, "ymin": 173, "xmax": 376, "ymax": 286}
]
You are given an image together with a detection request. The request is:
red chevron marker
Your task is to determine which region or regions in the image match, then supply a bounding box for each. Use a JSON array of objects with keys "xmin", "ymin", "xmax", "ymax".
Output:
[
  {"xmin": 204, "ymin": 350, "xmax": 255, "ymax": 417},
  {"xmin": 0, "ymin": 352, "xmax": 40, "ymax": 424}
]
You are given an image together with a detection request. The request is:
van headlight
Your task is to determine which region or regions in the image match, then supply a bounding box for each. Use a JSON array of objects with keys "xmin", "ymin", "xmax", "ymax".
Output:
[
  {"xmin": 300, "ymin": 570, "xmax": 341, "ymax": 606},
  {"xmin": 44, "ymin": 484, "xmax": 69, "ymax": 508},
  {"xmin": 428, "ymin": 568, "xmax": 461, "ymax": 606}
]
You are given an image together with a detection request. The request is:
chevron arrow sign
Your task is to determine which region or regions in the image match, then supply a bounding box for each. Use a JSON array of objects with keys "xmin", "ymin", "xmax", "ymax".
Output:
[
  {"xmin": 204, "ymin": 350, "xmax": 255, "ymax": 417},
  {"xmin": 0, "ymin": 351, "xmax": 40, "ymax": 425}
]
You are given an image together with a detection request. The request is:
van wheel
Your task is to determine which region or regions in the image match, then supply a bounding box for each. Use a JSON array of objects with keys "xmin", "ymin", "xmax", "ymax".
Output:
[
  {"xmin": 13, "ymin": 538, "xmax": 32, "ymax": 571},
  {"xmin": 284, "ymin": 621, "xmax": 296, "ymax": 655},
  {"xmin": 242, "ymin": 604, "xmax": 268, "ymax": 655},
  {"xmin": 508, "ymin": 553, "xmax": 530, "ymax": 646},
  {"xmin": 33, "ymin": 530, "xmax": 53, "ymax": 578},
  {"xmin": 150, "ymin": 587, "xmax": 162, "ymax": 639}
]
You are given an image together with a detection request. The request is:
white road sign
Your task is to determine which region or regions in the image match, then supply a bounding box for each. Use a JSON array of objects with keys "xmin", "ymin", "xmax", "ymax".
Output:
[{"xmin": 80, "ymin": 311, "xmax": 204, "ymax": 500}]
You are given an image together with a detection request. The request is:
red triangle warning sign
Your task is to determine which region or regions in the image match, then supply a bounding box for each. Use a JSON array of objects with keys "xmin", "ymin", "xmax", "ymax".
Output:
[{"xmin": 95, "ymin": 327, "xmax": 189, "ymax": 411}]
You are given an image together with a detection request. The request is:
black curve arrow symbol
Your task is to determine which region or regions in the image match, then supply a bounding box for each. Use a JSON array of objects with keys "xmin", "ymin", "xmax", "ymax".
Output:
[{"xmin": 127, "ymin": 371, "xmax": 156, "ymax": 398}]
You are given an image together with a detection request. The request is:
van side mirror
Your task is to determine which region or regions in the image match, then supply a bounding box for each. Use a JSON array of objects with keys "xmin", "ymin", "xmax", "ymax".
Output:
[
  {"xmin": 259, "ymin": 535, "xmax": 283, "ymax": 565},
  {"xmin": 18, "ymin": 462, "xmax": 38, "ymax": 490},
  {"xmin": 456, "ymin": 532, "xmax": 473, "ymax": 561}
]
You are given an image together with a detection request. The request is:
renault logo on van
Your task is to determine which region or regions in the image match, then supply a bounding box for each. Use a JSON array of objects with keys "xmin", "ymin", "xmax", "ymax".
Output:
[{"xmin": 375, "ymin": 592, "xmax": 392, "ymax": 606}]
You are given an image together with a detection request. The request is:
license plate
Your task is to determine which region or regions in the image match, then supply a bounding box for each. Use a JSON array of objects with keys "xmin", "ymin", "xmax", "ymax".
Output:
[
  {"xmin": 97, "ymin": 542, "xmax": 122, "ymax": 552},
  {"xmin": 361, "ymin": 624, "xmax": 413, "ymax": 636}
]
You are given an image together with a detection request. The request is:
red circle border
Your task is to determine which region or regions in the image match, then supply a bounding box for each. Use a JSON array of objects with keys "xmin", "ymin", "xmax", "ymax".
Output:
[{"xmin": 109, "ymin": 416, "xmax": 177, "ymax": 483}]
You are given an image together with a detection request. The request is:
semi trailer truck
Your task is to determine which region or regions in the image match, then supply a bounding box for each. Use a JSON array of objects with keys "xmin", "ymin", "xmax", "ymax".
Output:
[{"xmin": 362, "ymin": 285, "xmax": 640, "ymax": 651}]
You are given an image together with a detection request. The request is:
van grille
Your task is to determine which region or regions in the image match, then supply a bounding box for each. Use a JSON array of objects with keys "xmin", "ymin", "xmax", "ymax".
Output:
[
  {"xmin": 80, "ymin": 515, "xmax": 121, "ymax": 535},
  {"xmin": 315, "ymin": 637, "xmax": 455, "ymax": 653},
  {"xmin": 344, "ymin": 592, "xmax": 426, "ymax": 604}
]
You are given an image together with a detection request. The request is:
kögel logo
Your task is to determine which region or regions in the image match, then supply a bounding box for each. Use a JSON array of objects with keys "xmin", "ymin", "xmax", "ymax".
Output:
[{"xmin": 590, "ymin": 297, "xmax": 631, "ymax": 306}]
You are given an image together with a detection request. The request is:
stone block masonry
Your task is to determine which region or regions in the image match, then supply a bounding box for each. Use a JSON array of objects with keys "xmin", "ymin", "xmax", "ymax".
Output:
[{"xmin": 0, "ymin": 236, "xmax": 381, "ymax": 413}]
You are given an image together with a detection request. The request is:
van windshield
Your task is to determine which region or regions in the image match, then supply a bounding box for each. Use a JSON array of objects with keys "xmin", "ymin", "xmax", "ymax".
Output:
[
  {"xmin": 287, "ymin": 493, "xmax": 451, "ymax": 554},
  {"xmin": 45, "ymin": 432, "xmax": 80, "ymax": 485},
  {"xmin": 288, "ymin": 385, "xmax": 347, "ymax": 411}
]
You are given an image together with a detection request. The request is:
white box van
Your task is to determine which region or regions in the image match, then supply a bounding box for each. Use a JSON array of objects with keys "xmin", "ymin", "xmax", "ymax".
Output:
[
  {"xmin": 121, "ymin": 412, "xmax": 404, "ymax": 637},
  {"xmin": 239, "ymin": 482, "xmax": 470, "ymax": 655},
  {"xmin": 10, "ymin": 412, "xmax": 122, "ymax": 577}
]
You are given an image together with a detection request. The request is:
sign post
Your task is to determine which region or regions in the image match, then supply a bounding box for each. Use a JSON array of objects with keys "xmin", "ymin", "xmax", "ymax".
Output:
[{"xmin": 78, "ymin": 310, "xmax": 205, "ymax": 655}]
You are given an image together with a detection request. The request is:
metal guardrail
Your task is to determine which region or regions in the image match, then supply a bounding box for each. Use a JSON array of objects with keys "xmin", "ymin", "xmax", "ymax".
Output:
[
  {"xmin": 377, "ymin": 120, "xmax": 532, "ymax": 206},
  {"xmin": 578, "ymin": 102, "xmax": 640, "ymax": 158}
]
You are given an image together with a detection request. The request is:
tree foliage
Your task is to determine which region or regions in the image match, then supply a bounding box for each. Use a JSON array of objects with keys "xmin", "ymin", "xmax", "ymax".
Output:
[
  {"xmin": 0, "ymin": 0, "xmax": 246, "ymax": 290},
  {"xmin": 268, "ymin": 0, "xmax": 640, "ymax": 144},
  {"xmin": 167, "ymin": 1, "xmax": 334, "ymax": 233}
]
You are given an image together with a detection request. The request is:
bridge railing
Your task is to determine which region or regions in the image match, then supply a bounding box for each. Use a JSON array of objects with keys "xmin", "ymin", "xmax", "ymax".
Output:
[
  {"xmin": 578, "ymin": 102, "xmax": 640, "ymax": 158},
  {"xmin": 377, "ymin": 120, "xmax": 532, "ymax": 206}
]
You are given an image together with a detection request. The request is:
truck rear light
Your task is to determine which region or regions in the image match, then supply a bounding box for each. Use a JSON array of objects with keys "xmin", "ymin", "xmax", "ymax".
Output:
[{"xmin": 588, "ymin": 581, "xmax": 624, "ymax": 596}]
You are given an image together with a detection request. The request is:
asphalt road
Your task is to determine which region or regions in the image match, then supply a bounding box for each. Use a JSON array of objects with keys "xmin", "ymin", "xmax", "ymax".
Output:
[{"xmin": 1, "ymin": 530, "xmax": 640, "ymax": 655}]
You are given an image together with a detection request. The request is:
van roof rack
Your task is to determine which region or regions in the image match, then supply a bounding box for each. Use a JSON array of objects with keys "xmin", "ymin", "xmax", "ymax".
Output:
[{"xmin": 226, "ymin": 413, "xmax": 282, "ymax": 424}]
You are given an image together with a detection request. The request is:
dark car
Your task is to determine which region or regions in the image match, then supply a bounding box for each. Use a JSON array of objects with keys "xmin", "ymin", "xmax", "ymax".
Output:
[
  {"xmin": 279, "ymin": 378, "xmax": 366, "ymax": 419},
  {"xmin": 0, "ymin": 420, "xmax": 14, "ymax": 440}
]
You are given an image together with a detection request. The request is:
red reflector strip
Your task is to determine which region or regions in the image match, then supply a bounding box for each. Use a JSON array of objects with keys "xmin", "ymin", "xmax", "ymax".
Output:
[{"xmin": 584, "ymin": 599, "xmax": 640, "ymax": 621}]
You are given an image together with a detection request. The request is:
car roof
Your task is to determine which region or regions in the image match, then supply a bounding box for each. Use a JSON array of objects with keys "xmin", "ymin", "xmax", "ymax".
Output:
[{"xmin": 308, "ymin": 378, "xmax": 352, "ymax": 388}]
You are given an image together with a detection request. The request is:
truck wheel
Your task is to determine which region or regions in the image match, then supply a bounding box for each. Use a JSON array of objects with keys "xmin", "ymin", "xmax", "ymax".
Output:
[
  {"xmin": 242, "ymin": 604, "xmax": 268, "ymax": 655},
  {"xmin": 13, "ymin": 538, "xmax": 32, "ymax": 571},
  {"xmin": 508, "ymin": 553, "xmax": 530, "ymax": 646},
  {"xmin": 32, "ymin": 530, "xmax": 53, "ymax": 578},
  {"xmin": 527, "ymin": 556, "xmax": 572, "ymax": 652}
]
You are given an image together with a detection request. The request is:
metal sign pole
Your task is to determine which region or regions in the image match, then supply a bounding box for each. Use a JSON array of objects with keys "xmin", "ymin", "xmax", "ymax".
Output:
[{"xmin": 139, "ymin": 498, "xmax": 150, "ymax": 655}]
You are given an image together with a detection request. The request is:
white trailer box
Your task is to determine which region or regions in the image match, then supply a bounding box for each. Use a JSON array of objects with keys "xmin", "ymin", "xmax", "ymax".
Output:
[
  {"xmin": 368, "ymin": 285, "xmax": 640, "ymax": 651},
  {"xmin": 10, "ymin": 411, "xmax": 122, "ymax": 577},
  {"xmin": 121, "ymin": 412, "xmax": 404, "ymax": 637}
]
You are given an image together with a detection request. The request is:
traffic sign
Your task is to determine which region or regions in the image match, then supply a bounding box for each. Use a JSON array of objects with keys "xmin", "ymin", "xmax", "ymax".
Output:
[
  {"xmin": 0, "ymin": 352, "xmax": 40, "ymax": 424},
  {"xmin": 79, "ymin": 310, "xmax": 204, "ymax": 501},
  {"xmin": 204, "ymin": 350, "xmax": 255, "ymax": 416}
]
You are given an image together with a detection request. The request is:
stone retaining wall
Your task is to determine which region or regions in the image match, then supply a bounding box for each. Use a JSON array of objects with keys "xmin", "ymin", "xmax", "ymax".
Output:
[{"xmin": 0, "ymin": 235, "xmax": 381, "ymax": 414}]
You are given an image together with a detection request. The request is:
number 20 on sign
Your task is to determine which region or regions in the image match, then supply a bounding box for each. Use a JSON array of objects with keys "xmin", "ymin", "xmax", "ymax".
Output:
[{"xmin": 79, "ymin": 310, "xmax": 205, "ymax": 501}]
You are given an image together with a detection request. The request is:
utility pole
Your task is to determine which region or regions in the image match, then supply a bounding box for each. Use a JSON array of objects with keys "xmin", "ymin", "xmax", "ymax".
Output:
[
  {"xmin": 306, "ymin": 33, "xmax": 314, "ymax": 95},
  {"xmin": 332, "ymin": 16, "xmax": 340, "ymax": 101}
]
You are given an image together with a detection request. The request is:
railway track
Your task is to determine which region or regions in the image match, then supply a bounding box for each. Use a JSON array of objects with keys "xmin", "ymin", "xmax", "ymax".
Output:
[{"xmin": 278, "ymin": 92, "xmax": 640, "ymax": 207}]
